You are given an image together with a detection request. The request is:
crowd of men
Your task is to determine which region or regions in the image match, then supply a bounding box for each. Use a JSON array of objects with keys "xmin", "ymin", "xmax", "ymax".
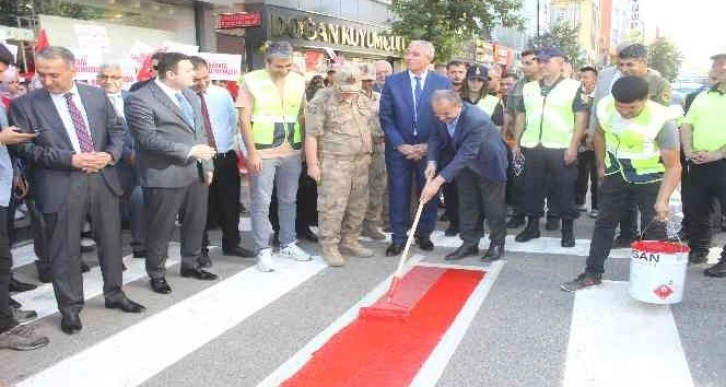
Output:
[{"xmin": 1, "ymin": 37, "xmax": 725, "ymax": 352}]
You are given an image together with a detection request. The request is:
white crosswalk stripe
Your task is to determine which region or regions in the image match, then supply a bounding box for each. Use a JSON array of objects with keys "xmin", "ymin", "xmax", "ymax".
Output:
[{"xmin": 5, "ymin": 223, "xmax": 723, "ymax": 387}]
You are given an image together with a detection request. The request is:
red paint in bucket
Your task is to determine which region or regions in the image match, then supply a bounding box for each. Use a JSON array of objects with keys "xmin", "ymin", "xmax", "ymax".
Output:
[{"xmin": 631, "ymin": 240, "xmax": 690, "ymax": 254}]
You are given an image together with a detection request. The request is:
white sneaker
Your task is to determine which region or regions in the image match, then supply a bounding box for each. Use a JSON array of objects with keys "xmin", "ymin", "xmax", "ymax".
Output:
[
  {"xmin": 278, "ymin": 242, "xmax": 312, "ymax": 261},
  {"xmin": 256, "ymin": 249, "xmax": 276, "ymax": 272}
]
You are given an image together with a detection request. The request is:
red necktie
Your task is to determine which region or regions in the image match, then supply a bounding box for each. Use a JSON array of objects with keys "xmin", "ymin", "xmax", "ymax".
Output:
[
  {"xmin": 198, "ymin": 92, "xmax": 217, "ymax": 149},
  {"xmin": 64, "ymin": 93, "xmax": 94, "ymax": 152}
]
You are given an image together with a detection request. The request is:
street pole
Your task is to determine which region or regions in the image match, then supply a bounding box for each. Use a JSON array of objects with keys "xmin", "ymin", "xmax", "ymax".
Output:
[{"xmin": 536, "ymin": 0, "xmax": 541, "ymax": 41}]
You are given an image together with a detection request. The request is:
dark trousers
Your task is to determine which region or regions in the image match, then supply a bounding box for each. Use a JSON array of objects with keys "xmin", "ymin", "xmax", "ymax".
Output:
[
  {"xmin": 586, "ymin": 174, "xmax": 665, "ymax": 275},
  {"xmin": 26, "ymin": 197, "xmax": 50, "ymax": 275},
  {"xmin": 270, "ymin": 162, "xmax": 317, "ymax": 233},
  {"xmin": 687, "ymin": 160, "xmax": 726, "ymax": 253},
  {"xmin": 144, "ymin": 180, "xmax": 208, "ymax": 280},
  {"xmin": 576, "ymin": 150, "xmax": 598, "ymax": 210},
  {"xmin": 387, "ymin": 152, "xmax": 439, "ymax": 245},
  {"xmin": 522, "ymin": 146, "xmax": 578, "ymax": 220},
  {"xmin": 203, "ymin": 151, "xmax": 241, "ymax": 250},
  {"xmin": 680, "ymin": 153, "xmax": 694, "ymax": 235},
  {"xmin": 443, "ymin": 181, "xmax": 459, "ymax": 228},
  {"xmin": 457, "ymin": 169, "xmax": 507, "ymax": 246},
  {"xmin": 506, "ymin": 162, "xmax": 525, "ymax": 215},
  {"xmin": 0, "ymin": 207, "xmax": 16, "ymax": 333},
  {"xmin": 44, "ymin": 173, "xmax": 125, "ymax": 316}
]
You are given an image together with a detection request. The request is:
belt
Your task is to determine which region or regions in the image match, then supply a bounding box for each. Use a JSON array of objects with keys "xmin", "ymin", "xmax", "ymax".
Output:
[{"xmin": 215, "ymin": 150, "xmax": 237, "ymax": 158}]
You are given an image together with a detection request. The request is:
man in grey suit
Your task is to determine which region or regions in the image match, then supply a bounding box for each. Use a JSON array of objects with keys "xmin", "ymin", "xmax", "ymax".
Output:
[
  {"xmin": 9, "ymin": 46, "xmax": 145, "ymax": 334},
  {"xmin": 125, "ymin": 52, "xmax": 217, "ymax": 295}
]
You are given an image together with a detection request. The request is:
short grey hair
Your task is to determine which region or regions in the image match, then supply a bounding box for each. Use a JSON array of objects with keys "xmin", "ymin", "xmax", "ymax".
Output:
[
  {"xmin": 374, "ymin": 59, "xmax": 392, "ymax": 72},
  {"xmin": 409, "ymin": 40, "xmax": 435, "ymax": 61},
  {"xmin": 430, "ymin": 89, "xmax": 462, "ymax": 106},
  {"xmin": 98, "ymin": 63, "xmax": 123, "ymax": 73},
  {"xmin": 36, "ymin": 46, "xmax": 75, "ymax": 68},
  {"xmin": 265, "ymin": 41, "xmax": 293, "ymax": 61}
]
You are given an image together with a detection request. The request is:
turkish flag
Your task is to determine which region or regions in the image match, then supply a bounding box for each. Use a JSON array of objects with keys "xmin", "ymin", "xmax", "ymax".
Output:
[
  {"xmin": 35, "ymin": 29, "xmax": 49, "ymax": 52},
  {"xmin": 136, "ymin": 53, "xmax": 155, "ymax": 81}
]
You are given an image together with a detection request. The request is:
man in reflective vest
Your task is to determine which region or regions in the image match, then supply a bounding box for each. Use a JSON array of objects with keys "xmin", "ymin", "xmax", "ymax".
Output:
[
  {"xmin": 680, "ymin": 53, "xmax": 726, "ymax": 277},
  {"xmin": 237, "ymin": 41, "xmax": 312, "ymax": 272},
  {"xmin": 512, "ymin": 47, "xmax": 589, "ymax": 247},
  {"xmin": 561, "ymin": 76, "xmax": 681, "ymax": 291}
]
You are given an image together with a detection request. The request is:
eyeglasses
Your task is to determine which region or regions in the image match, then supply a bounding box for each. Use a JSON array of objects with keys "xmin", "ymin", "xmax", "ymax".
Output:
[{"xmin": 97, "ymin": 75, "xmax": 123, "ymax": 81}]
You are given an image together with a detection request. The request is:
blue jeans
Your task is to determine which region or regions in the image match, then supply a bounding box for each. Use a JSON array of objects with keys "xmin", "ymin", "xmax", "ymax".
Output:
[{"xmin": 249, "ymin": 155, "xmax": 302, "ymax": 252}]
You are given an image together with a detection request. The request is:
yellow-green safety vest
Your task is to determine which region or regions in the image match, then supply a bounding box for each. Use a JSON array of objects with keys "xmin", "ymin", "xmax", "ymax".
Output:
[
  {"xmin": 520, "ymin": 78, "xmax": 581, "ymax": 149},
  {"xmin": 476, "ymin": 94, "xmax": 500, "ymax": 117},
  {"xmin": 597, "ymin": 96, "xmax": 669, "ymax": 184},
  {"xmin": 243, "ymin": 70, "xmax": 305, "ymax": 150}
]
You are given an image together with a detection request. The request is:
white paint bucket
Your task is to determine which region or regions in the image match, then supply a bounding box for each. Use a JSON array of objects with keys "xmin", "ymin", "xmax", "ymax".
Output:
[{"xmin": 628, "ymin": 240, "xmax": 690, "ymax": 304}]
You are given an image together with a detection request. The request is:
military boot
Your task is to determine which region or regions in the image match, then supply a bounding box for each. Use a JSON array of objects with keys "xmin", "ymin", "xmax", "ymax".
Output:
[
  {"xmin": 340, "ymin": 239, "xmax": 374, "ymax": 258},
  {"xmin": 515, "ymin": 217, "xmax": 541, "ymax": 242},
  {"xmin": 321, "ymin": 246, "xmax": 345, "ymax": 267},
  {"xmin": 361, "ymin": 221, "xmax": 386, "ymax": 240}
]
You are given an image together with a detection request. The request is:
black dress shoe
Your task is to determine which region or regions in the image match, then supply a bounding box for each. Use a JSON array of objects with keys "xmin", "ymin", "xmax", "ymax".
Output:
[
  {"xmin": 386, "ymin": 243, "xmax": 404, "ymax": 257},
  {"xmin": 180, "ymin": 267, "xmax": 218, "ymax": 281},
  {"xmin": 515, "ymin": 218, "xmax": 541, "ymax": 242},
  {"xmin": 297, "ymin": 228, "xmax": 319, "ymax": 243},
  {"xmin": 506, "ymin": 215, "xmax": 526, "ymax": 229},
  {"xmin": 10, "ymin": 276, "xmax": 37, "ymax": 293},
  {"xmin": 416, "ymin": 236, "xmax": 434, "ymax": 251},
  {"xmin": 482, "ymin": 244, "xmax": 504, "ymax": 262},
  {"xmin": 444, "ymin": 227, "xmax": 459, "ymax": 237},
  {"xmin": 445, "ymin": 245, "xmax": 478, "ymax": 261},
  {"xmin": 198, "ymin": 250, "xmax": 212, "ymax": 268},
  {"xmin": 105, "ymin": 297, "xmax": 146, "ymax": 313},
  {"xmin": 61, "ymin": 312, "xmax": 82, "ymax": 334},
  {"xmin": 222, "ymin": 245, "xmax": 256, "ymax": 258},
  {"xmin": 81, "ymin": 261, "xmax": 90, "ymax": 273},
  {"xmin": 37, "ymin": 270, "xmax": 52, "ymax": 284},
  {"xmin": 9, "ymin": 297, "xmax": 20, "ymax": 308},
  {"xmin": 133, "ymin": 250, "xmax": 146, "ymax": 259},
  {"xmin": 150, "ymin": 278, "xmax": 172, "ymax": 294},
  {"xmin": 704, "ymin": 260, "xmax": 726, "ymax": 277}
]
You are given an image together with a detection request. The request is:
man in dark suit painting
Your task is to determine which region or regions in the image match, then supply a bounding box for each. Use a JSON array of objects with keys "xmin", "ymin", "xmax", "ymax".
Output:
[
  {"xmin": 379, "ymin": 40, "xmax": 452, "ymax": 256},
  {"xmin": 9, "ymin": 46, "xmax": 145, "ymax": 335},
  {"xmin": 421, "ymin": 90, "xmax": 509, "ymax": 262},
  {"xmin": 125, "ymin": 52, "xmax": 217, "ymax": 295}
]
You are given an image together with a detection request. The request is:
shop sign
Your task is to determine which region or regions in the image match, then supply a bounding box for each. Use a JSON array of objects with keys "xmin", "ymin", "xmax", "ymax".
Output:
[
  {"xmin": 218, "ymin": 12, "xmax": 262, "ymax": 29},
  {"xmin": 197, "ymin": 53, "xmax": 242, "ymax": 81},
  {"xmin": 271, "ymin": 15, "xmax": 406, "ymax": 53}
]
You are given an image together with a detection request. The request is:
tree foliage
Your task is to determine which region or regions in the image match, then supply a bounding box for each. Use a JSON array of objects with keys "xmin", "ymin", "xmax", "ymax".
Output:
[
  {"xmin": 648, "ymin": 37, "xmax": 683, "ymax": 82},
  {"xmin": 528, "ymin": 23, "xmax": 584, "ymax": 69},
  {"xmin": 390, "ymin": 0, "xmax": 524, "ymax": 63},
  {"xmin": 0, "ymin": 0, "xmax": 104, "ymax": 25}
]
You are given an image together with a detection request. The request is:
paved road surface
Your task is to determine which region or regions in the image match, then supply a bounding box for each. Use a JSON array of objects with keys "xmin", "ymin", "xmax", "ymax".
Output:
[{"xmin": 3, "ymin": 210, "xmax": 725, "ymax": 387}]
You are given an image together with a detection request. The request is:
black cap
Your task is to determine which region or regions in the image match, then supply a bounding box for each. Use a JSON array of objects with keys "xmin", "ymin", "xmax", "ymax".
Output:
[
  {"xmin": 466, "ymin": 65, "xmax": 488, "ymax": 80},
  {"xmin": 711, "ymin": 53, "xmax": 726, "ymax": 61},
  {"xmin": 0, "ymin": 44, "xmax": 14, "ymax": 66}
]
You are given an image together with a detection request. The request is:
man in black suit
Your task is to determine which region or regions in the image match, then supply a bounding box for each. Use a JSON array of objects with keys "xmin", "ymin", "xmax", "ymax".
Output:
[
  {"xmin": 421, "ymin": 90, "xmax": 509, "ymax": 261},
  {"xmin": 9, "ymin": 46, "xmax": 145, "ymax": 335},
  {"xmin": 125, "ymin": 52, "xmax": 217, "ymax": 295}
]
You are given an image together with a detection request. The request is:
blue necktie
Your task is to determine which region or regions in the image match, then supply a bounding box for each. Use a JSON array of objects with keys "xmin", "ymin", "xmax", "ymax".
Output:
[
  {"xmin": 175, "ymin": 92, "xmax": 194, "ymax": 127},
  {"xmin": 414, "ymin": 76, "xmax": 422, "ymax": 135},
  {"xmin": 414, "ymin": 76, "xmax": 422, "ymax": 109}
]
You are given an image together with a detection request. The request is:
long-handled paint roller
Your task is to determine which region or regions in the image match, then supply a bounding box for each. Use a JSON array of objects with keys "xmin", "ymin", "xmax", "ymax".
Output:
[{"xmin": 359, "ymin": 201, "xmax": 426, "ymax": 320}]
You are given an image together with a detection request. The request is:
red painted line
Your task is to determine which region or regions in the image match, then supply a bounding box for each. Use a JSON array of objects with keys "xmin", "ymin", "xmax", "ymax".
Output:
[{"xmin": 282, "ymin": 267, "xmax": 485, "ymax": 387}]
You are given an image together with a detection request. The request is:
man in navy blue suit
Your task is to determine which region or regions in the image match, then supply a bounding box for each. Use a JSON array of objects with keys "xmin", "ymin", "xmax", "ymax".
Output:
[
  {"xmin": 379, "ymin": 40, "xmax": 452, "ymax": 256},
  {"xmin": 421, "ymin": 90, "xmax": 509, "ymax": 262}
]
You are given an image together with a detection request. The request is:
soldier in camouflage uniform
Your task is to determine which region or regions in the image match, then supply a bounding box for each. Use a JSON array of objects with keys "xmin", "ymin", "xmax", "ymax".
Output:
[
  {"xmin": 305, "ymin": 65, "xmax": 378, "ymax": 267},
  {"xmin": 359, "ymin": 63, "xmax": 388, "ymax": 240}
]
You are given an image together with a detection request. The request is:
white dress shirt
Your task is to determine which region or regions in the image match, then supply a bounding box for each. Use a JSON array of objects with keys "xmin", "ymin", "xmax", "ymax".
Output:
[
  {"xmin": 50, "ymin": 83, "xmax": 92, "ymax": 153},
  {"xmin": 197, "ymin": 84, "xmax": 237, "ymax": 154},
  {"xmin": 408, "ymin": 70, "xmax": 428, "ymax": 110},
  {"xmin": 155, "ymin": 78, "xmax": 184, "ymax": 108},
  {"xmin": 107, "ymin": 92, "xmax": 125, "ymax": 119}
]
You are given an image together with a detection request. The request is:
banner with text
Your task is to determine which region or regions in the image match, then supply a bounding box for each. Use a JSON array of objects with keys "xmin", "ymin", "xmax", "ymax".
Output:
[{"xmin": 198, "ymin": 53, "xmax": 242, "ymax": 81}]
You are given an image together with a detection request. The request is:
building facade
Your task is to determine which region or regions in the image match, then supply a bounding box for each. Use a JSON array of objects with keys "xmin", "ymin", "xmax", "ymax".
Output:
[{"xmin": 550, "ymin": 0, "xmax": 600, "ymax": 63}]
